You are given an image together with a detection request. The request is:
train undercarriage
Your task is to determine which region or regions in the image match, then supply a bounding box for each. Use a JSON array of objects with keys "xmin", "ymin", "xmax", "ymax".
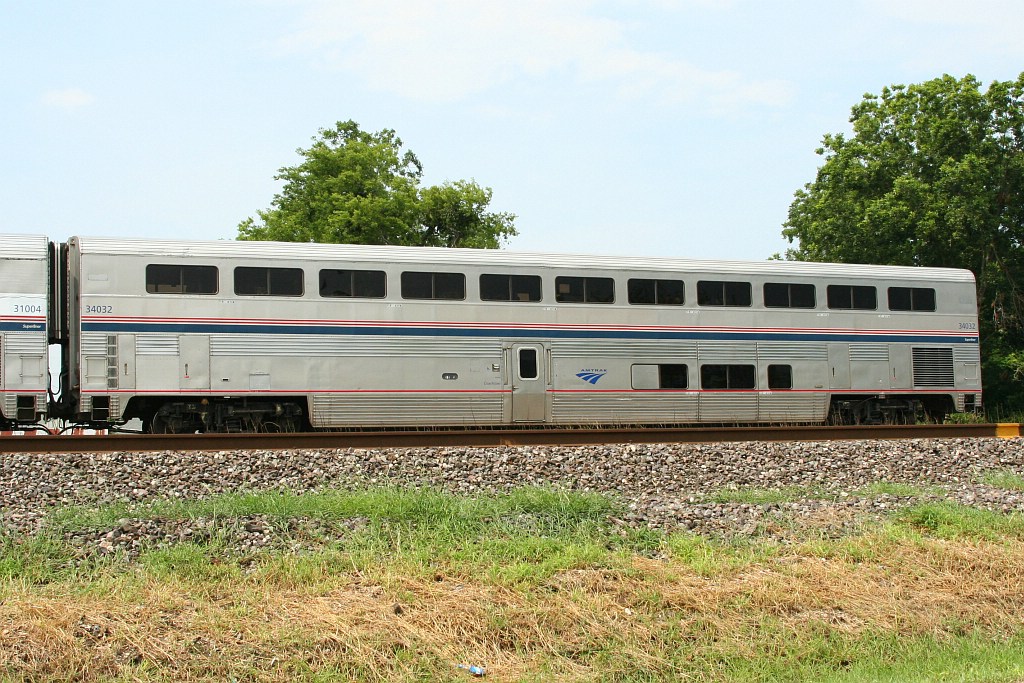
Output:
[
  {"xmin": 123, "ymin": 397, "xmax": 307, "ymax": 434},
  {"xmin": 826, "ymin": 395, "xmax": 956, "ymax": 425},
  {"xmin": 90, "ymin": 393, "xmax": 969, "ymax": 434}
]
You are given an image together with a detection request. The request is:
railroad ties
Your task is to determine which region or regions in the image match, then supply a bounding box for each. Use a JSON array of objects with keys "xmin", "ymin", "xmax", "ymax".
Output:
[{"xmin": 0, "ymin": 423, "xmax": 1021, "ymax": 454}]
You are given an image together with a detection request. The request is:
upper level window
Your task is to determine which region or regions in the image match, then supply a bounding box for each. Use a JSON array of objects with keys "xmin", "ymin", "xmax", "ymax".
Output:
[
  {"xmin": 401, "ymin": 271, "xmax": 466, "ymax": 300},
  {"xmin": 628, "ymin": 278, "xmax": 685, "ymax": 305},
  {"xmin": 234, "ymin": 267, "xmax": 303, "ymax": 296},
  {"xmin": 827, "ymin": 284, "xmax": 877, "ymax": 310},
  {"xmin": 480, "ymin": 273, "xmax": 542, "ymax": 302},
  {"xmin": 764, "ymin": 282, "xmax": 816, "ymax": 308},
  {"xmin": 888, "ymin": 286, "xmax": 936, "ymax": 312},
  {"xmin": 697, "ymin": 280, "xmax": 751, "ymax": 307},
  {"xmin": 555, "ymin": 276, "xmax": 614, "ymax": 303},
  {"xmin": 320, "ymin": 269, "xmax": 386, "ymax": 298},
  {"xmin": 146, "ymin": 264, "xmax": 218, "ymax": 295}
]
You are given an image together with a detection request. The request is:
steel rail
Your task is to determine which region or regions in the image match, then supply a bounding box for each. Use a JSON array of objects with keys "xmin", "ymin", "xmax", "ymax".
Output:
[{"xmin": 0, "ymin": 423, "xmax": 1020, "ymax": 454}]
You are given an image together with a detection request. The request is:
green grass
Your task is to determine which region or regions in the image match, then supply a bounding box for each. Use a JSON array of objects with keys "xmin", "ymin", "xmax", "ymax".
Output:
[
  {"xmin": 5, "ymin": 487, "xmax": 1024, "ymax": 681},
  {"xmin": 46, "ymin": 485, "xmax": 617, "ymax": 532},
  {"xmin": 898, "ymin": 501, "xmax": 1024, "ymax": 540},
  {"xmin": 33, "ymin": 486, "xmax": 641, "ymax": 588},
  {"xmin": 978, "ymin": 469, "xmax": 1024, "ymax": 491},
  {"xmin": 705, "ymin": 482, "xmax": 943, "ymax": 505},
  {"xmin": 665, "ymin": 533, "xmax": 776, "ymax": 575},
  {"xmin": 816, "ymin": 632, "xmax": 1024, "ymax": 683},
  {"xmin": 708, "ymin": 629, "xmax": 1024, "ymax": 683}
]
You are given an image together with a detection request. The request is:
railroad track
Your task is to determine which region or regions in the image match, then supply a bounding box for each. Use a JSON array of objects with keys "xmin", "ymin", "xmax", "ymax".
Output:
[{"xmin": 0, "ymin": 423, "xmax": 1020, "ymax": 454}]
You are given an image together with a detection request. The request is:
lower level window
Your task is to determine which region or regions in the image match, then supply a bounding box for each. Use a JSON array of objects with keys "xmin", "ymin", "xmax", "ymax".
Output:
[
  {"xmin": 631, "ymin": 364, "xmax": 688, "ymax": 389},
  {"xmin": 700, "ymin": 364, "xmax": 755, "ymax": 389},
  {"xmin": 767, "ymin": 364, "xmax": 792, "ymax": 389}
]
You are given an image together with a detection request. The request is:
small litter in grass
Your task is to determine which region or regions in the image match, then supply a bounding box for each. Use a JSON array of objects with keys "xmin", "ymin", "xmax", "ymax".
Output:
[{"xmin": 457, "ymin": 663, "xmax": 486, "ymax": 676}]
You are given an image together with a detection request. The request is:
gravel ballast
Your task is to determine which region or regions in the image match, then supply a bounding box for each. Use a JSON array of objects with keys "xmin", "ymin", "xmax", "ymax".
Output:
[{"xmin": 2, "ymin": 438, "xmax": 1023, "ymax": 550}]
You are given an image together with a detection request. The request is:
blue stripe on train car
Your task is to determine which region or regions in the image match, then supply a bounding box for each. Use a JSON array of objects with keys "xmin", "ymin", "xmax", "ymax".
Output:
[{"xmin": 81, "ymin": 321, "xmax": 979, "ymax": 345}]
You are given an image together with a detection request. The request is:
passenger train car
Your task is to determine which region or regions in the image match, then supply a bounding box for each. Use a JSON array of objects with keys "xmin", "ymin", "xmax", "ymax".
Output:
[
  {"xmin": 58, "ymin": 236, "xmax": 983, "ymax": 431},
  {"xmin": 0, "ymin": 234, "xmax": 982, "ymax": 432},
  {"xmin": 0, "ymin": 234, "xmax": 50, "ymax": 428}
]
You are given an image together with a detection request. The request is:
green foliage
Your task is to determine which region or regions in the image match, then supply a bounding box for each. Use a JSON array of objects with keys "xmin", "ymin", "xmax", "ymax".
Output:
[
  {"xmin": 781, "ymin": 73, "xmax": 1024, "ymax": 409},
  {"xmin": 943, "ymin": 411, "xmax": 986, "ymax": 424},
  {"xmin": 238, "ymin": 120, "xmax": 517, "ymax": 248}
]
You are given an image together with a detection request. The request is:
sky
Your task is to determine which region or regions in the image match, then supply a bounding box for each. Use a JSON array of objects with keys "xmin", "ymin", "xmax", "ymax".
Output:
[{"xmin": 2, "ymin": 0, "xmax": 1023, "ymax": 261}]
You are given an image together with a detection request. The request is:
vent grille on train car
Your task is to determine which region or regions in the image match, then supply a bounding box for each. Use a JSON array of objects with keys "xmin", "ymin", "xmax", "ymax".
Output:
[
  {"xmin": 106, "ymin": 335, "xmax": 119, "ymax": 389},
  {"xmin": 912, "ymin": 347, "xmax": 955, "ymax": 387}
]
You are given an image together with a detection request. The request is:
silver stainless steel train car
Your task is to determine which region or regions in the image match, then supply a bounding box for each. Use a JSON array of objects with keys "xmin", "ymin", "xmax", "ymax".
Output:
[
  {"xmin": 0, "ymin": 234, "xmax": 50, "ymax": 428},
  {"xmin": 46, "ymin": 236, "xmax": 981, "ymax": 432}
]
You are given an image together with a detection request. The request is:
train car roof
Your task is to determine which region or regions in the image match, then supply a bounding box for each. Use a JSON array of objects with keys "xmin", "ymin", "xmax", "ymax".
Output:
[
  {"xmin": 0, "ymin": 233, "xmax": 49, "ymax": 260},
  {"xmin": 70, "ymin": 236, "xmax": 977, "ymax": 283}
]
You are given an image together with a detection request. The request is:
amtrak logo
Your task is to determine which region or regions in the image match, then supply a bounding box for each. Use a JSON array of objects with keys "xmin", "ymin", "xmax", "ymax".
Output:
[{"xmin": 576, "ymin": 369, "xmax": 608, "ymax": 385}]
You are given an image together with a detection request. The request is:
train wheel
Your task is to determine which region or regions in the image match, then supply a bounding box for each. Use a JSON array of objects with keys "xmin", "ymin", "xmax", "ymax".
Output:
[
  {"xmin": 151, "ymin": 413, "xmax": 201, "ymax": 434},
  {"xmin": 151, "ymin": 414, "xmax": 170, "ymax": 434}
]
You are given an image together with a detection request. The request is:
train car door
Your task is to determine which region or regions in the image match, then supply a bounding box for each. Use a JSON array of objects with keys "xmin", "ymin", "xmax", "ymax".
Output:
[
  {"xmin": 510, "ymin": 342, "xmax": 548, "ymax": 422},
  {"xmin": 118, "ymin": 334, "xmax": 136, "ymax": 390},
  {"xmin": 889, "ymin": 344, "xmax": 912, "ymax": 389},
  {"xmin": 178, "ymin": 335, "xmax": 210, "ymax": 390},
  {"xmin": 827, "ymin": 344, "xmax": 851, "ymax": 389}
]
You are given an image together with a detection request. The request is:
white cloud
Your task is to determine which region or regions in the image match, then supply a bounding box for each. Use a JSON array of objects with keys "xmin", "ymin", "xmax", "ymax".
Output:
[
  {"xmin": 279, "ymin": 0, "xmax": 791, "ymax": 109},
  {"xmin": 41, "ymin": 88, "xmax": 96, "ymax": 109}
]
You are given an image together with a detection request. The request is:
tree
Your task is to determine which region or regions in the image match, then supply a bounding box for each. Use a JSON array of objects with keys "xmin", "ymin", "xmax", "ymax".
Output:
[
  {"xmin": 238, "ymin": 120, "xmax": 517, "ymax": 248},
  {"xmin": 781, "ymin": 73, "xmax": 1024, "ymax": 409}
]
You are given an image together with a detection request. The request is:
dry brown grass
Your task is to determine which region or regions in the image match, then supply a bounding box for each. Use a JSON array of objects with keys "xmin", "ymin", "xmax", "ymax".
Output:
[{"xmin": 3, "ymin": 535, "xmax": 1024, "ymax": 681}]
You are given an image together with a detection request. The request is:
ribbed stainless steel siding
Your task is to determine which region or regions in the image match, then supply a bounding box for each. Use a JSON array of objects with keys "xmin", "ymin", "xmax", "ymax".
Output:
[
  {"xmin": 850, "ymin": 344, "xmax": 889, "ymax": 361},
  {"xmin": 700, "ymin": 394, "xmax": 758, "ymax": 421},
  {"xmin": 551, "ymin": 392, "xmax": 698, "ymax": 423},
  {"xmin": 137, "ymin": 334, "xmax": 179, "ymax": 355},
  {"xmin": 757, "ymin": 342, "xmax": 828, "ymax": 361},
  {"xmin": 759, "ymin": 393, "xmax": 828, "ymax": 421},
  {"xmin": 0, "ymin": 234, "xmax": 48, "ymax": 260},
  {"xmin": 311, "ymin": 393, "xmax": 503, "ymax": 426},
  {"xmin": 80, "ymin": 333, "xmax": 108, "ymax": 356},
  {"xmin": 697, "ymin": 341, "xmax": 757, "ymax": 361},
  {"xmin": 2, "ymin": 332, "xmax": 46, "ymax": 355},
  {"xmin": 954, "ymin": 345, "xmax": 981, "ymax": 363},
  {"xmin": 551, "ymin": 340, "xmax": 697, "ymax": 359},
  {"xmin": 210, "ymin": 335, "xmax": 501, "ymax": 357}
]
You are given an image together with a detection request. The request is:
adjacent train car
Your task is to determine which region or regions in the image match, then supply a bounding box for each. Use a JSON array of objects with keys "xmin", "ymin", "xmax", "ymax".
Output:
[
  {"xmin": 58, "ymin": 236, "xmax": 981, "ymax": 432},
  {"xmin": 0, "ymin": 234, "xmax": 50, "ymax": 428}
]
